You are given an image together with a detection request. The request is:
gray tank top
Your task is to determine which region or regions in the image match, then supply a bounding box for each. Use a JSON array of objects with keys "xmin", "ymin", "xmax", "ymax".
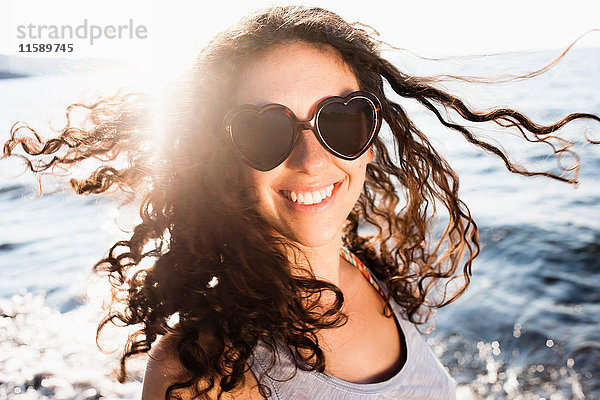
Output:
[{"xmin": 248, "ymin": 276, "xmax": 456, "ymax": 399}]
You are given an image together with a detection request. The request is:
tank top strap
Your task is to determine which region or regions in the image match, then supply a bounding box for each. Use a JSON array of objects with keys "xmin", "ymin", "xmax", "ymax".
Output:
[{"xmin": 340, "ymin": 246, "xmax": 388, "ymax": 301}]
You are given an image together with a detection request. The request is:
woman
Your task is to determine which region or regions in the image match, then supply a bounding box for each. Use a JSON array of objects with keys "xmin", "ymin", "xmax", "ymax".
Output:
[{"xmin": 3, "ymin": 6, "xmax": 598, "ymax": 400}]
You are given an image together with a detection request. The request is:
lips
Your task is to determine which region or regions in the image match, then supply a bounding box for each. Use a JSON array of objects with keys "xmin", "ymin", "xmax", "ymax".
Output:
[{"xmin": 280, "ymin": 183, "xmax": 335, "ymax": 205}]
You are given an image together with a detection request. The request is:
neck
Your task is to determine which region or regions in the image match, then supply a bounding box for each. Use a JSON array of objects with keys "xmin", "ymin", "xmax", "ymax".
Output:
[{"xmin": 290, "ymin": 235, "xmax": 344, "ymax": 286}]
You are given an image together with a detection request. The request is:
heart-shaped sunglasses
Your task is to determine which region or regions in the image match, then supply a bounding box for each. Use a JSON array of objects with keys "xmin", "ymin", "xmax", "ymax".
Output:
[{"xmin": 223, "ymin": 91, "xmax": 382, "ymax": 171}]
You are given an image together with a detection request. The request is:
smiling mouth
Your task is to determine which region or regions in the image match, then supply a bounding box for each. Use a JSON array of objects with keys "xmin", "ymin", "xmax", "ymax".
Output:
[{"xmin": 280, "ymin": 183, "xmax": 336, "ymax": 205}]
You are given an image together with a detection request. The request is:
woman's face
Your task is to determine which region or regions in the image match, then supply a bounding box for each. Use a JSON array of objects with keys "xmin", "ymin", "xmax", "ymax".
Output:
[{"xmin": 235, "ymin": 42, "xmax": 373, "ymax": 248}]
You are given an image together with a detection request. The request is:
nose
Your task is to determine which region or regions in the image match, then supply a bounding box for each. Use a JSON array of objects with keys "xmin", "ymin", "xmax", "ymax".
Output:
[{"xmin": 285, "ymin": 127, "xmax": 331, "ymax": 173}]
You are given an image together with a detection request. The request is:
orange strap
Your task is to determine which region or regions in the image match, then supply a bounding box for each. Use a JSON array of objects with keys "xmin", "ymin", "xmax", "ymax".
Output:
[{"xmin": 340, "ymin": 246, "xmax": 388, "ymax": 301}]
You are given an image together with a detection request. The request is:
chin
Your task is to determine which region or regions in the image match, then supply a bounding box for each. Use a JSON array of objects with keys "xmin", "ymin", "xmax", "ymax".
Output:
[{"xmin": 278, "ymin": 224, "xmax": 342, "ymax": 249}]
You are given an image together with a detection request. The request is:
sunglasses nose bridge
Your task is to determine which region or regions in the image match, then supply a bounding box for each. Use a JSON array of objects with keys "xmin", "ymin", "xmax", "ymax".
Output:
[{"xmin": 297, "ymin": 121, "xmax": 312, "ymax": 132}]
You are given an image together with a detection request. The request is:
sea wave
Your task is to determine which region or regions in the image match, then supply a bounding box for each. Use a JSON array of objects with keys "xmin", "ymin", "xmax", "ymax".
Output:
[{"xmin": 0, "ymin": 293, "xmax": 145, "ymax": 400}]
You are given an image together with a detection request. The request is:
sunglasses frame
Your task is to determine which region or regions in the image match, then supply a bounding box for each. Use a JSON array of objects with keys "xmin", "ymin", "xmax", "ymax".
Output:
[{"xmin": 223, "ymin": 91, "xmax": 383, "ymax": 171}]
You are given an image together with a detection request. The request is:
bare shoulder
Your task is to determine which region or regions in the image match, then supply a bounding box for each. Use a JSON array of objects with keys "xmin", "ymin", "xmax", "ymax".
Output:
[
  {"xmin": 142, "ymin": 333, "xmax": 265, "ymax": 400},
  {"xmin": 141, "ymin": 333, "xmax": 190, "ymax": 400}
]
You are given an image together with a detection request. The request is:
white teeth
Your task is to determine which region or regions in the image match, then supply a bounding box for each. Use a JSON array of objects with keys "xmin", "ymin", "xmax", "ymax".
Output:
[
  {"xmin": 313, "ymin": 191, "xmax": 322, "ymax": 203},
  {"xmin": 304, "ymin": 192, "xmax": 313, "ymax": 205},
  {"xmin": 282, "ymin": 183, "xmax": 335, "ymax": 205}
]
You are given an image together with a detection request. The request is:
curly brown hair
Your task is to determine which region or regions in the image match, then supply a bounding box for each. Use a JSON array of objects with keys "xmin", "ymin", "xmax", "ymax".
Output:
[{"xmin": 3, "ymin": 5, "xmax": 599, "ymax": 400}]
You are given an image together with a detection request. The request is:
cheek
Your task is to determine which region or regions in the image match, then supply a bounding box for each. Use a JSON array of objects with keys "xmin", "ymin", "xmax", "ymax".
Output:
[
  {"xmin": 352, "ymin": 151, "xmax": 373, "ymax": 176},
  {"xmin": 241, "ymin": 167, "xmax": 278, "ymax": 203},
  {"xmin": 238, "ymin": 167, "xmax": 262, "ymax": 201}
]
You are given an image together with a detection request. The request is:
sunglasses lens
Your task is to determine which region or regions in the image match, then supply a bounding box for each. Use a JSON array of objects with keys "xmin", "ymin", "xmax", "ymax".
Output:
[
  {"xmin": 318, "ymin": 97, "xmax": 375, "ymax": 158},
  {"xmin": 230, "ymin": 110, "xmax": 295, "ymax": 170}
]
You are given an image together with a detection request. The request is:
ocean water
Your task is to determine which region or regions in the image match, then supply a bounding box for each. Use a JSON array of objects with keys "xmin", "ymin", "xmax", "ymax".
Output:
[{"xmin": 0, "ymin": 47, "xmax": 599, "ymax": 399}]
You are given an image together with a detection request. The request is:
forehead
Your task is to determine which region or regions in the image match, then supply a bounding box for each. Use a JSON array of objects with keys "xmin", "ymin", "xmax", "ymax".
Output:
[{"xmin": 234, "ymin": 42, "xmax": 360, "ymax": 108}]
